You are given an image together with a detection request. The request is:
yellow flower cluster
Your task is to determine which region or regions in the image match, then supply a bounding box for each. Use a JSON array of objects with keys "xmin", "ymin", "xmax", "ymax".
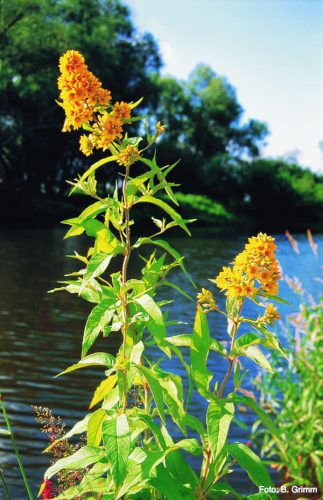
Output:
[
  {"xmin": 214, "ymin": 233, "xmax": 281, "ymax": 299},
  {"xmin": 259, "ymin": 304, "xmax": 281, "ymax": 325},
  {"xmin": 116, "ymin": 145, "xmax": 140, "ymax": 167},
  {"xmin": 197, "ymin": 288, "xmax": 217, "ymax": 312},
  {"xmin": 58, "ymin": 50, "xmax": 134, "ymax": 158},
  {"xmin": 58, "ymin": 50, "xmax": 111, "ymax": 132}
]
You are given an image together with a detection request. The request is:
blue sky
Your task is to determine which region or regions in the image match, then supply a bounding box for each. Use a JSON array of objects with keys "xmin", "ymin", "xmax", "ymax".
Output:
[{"xmin": 126, "ymin": 0, "xmax": 322, "ymax": 172}]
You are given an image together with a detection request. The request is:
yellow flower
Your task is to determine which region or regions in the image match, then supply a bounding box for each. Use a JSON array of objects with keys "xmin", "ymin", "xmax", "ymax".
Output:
[
  {"xmin": 57, "ymin": 50, "xmax": 111, "ymax": 132},
  {"xmin": 113, "ymin": 101, "xmax": 131, "ymax": 121},
  {"xmin": 117, "ymin": 145, "xmax": 140, "ymax": 167},
  {"xmin": 197, "ymin": 288, "xmax": 217, "ymax": 312},
  {"xmin": 95, "ymin": 115, "xmax": 123, "ymax": 150},
  {"xmin": 79, "ymin": 134, "xmax": 94, "ymax": 156},
  {"xmin": 214, "ymin": 233, "xmax": 280, "ymax": 299},
  {"xmin": 156, "ymin": 121, "xmax": 166, "ymax": 136},
  {"xmin": 259, "ymin": 304, "xmax": 280, "ymax": 325}
]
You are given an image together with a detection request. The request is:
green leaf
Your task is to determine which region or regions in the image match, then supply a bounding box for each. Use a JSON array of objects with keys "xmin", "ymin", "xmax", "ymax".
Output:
[
  {"xmin": 229, "ymin": 395, "xmax": 288, "ymax": 463},
  {"xmin": 49, "ymin": 281, "xmax": 101, "ymax": 303},
  {"xmin": 162, "ymin": 280, "xmax": 193, "ymax": 301},
  {"xmin": 174, "ymin": 438, "xmax": 202, "ymax": 456},
  {"xmin": 159, "ymin": 374, "xmax": 186, "ymax": 433},
  {"xmin": 55, "ymin": 352, "xmax": 116, "ymax": 377},
  {"xmin": 131, "ymin": 411, "xmax": 166, "ymax": 450},
  {"xmin": 79, "ymin": 200, "xmax": 111, "ymax": 219},
  {"xmin": 139, "ymin": 156, "xmax": 179, "ymax": 205},
  {"xmin": 259, "ymin": 333, "xmax": 289, "ymax": 359},
  {"xmin": 87, "ymin": 409, "xmax": 107, "ymax": 447},
  {"xmin": 136, "ymin": 365, "xmax": 165, "ymax": 423},
  {"xmin": 45, "ymin": 446, "xmax": 105, "ymax": 479},
  {"xmin": 134, "ymin": 237, "xmax": 195, "ymax": 288},
  {"xmin": 135, "ymin": 195, "xmax": 191, "ymax": 235},
  {"xmin": 81, "ymin": 252, "xmax": 114, "ymax": 293},
  {"xmin": 0, "ymin": 428, "xmax": 11, "ymax": 436},
  {"xmin": 165, "ymin": 452, "xmax": 198, "ymax": 493},
  {"xmin": 149, "ymin": 464, "xmax": 191, "ymax": 500},
  {"xmin": 90, "ymin": 374, "xmax": 118, "ymax": 409},
  {"xmin": 208, "ymin": 481, "xmax": 243, "ymax": 499},
  {"xmin": 207, "ymin": 401, "xmax": 234, "ymax": 461},
  {"xmin": 167, "ymin": 334, "xmax": 192, "ymax": 347},
  {"xmin": 70, "ymin": 156, "xmax": 117, "ymax": 194},
  {"xmin": 190, "ymin": 306, "xmax": 213, "ymax": 396},
  {"xmin": 184, "ymin": 414, "xmax": 205, "ymax": 437},
  {"xmin": 133, "ymin": 294, "xmax": 166, "ymax": 342},
  {"xmin": 210, "ymin": 338, "xmax": 227, "ymax": 355},
  {"xmin": 43, "ymin": 415, "xmax": 89, "ymax": 453},
  {"xmin": 234, "ymin": 333, "xmax": 259, "ymax": 350},
  {"xmin": 227, "ymin": 442, "xmax": 277, "ymax": 498},
  {"xmin": 257, "ymin": 292, "xmax": 290, "ymax": 305},
  {"xmin": 54, "ymin": 466, "xmax": 110, "ymax": 499},
  {"xmin": 82, "ymin": 299, "xmax": 114, "ymax": 357},
  {"xmin": 103, "ymin": 414, "xmax": 130, "ymax": 487},
  {"xmin": 239, "ymin": 345, "xmax": 273, "ymax": 373}
]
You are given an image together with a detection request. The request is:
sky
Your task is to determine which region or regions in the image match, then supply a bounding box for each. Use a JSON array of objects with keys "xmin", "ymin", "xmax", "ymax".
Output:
[{"xmin": 126, "ymin": 0, "xmax": 323, "ymax": 172}]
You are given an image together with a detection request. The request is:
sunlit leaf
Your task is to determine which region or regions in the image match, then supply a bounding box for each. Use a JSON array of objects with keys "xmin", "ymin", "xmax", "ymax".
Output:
[
  {"xmin": 136, "ymin": 365, "xmax": 165, "ymax": 423},
  {"xmin": 45, "ymin": 446, "xmax": 105, "ymax": 479},
  {"xmin": 80, "ymin": 252, "xmax": 114, "ymax": 293},
  {"xmin": 234, "ymin": 333, "xmax": 260, "ymax": 350},
  {"xmin": 103, "ymin": 414, "xmax": 130, "ymax": 487},
  {"xmin": 239, "ymin": 346, "xmax": 273, "ymax": 373},
  {"xmin": 89, "ymin": 374, "xmax": 118, "ymax": 409},
  {"xmin": 82, "ymin": 299, "xmax": 115, "ymax": 357},
  {"xmin": 190, "ymin": 306, "xmax": 213, "ymax": 396},
  {"xmin": 133, "ymin": 294, "xmax": 168, "ymax": 355},
  {"xmin": 227, "ymin": 442, "xmax": 277, "ymax": 497},
  {"xmin": 135, "ymin": 195, "xmax": 191, "ymax": 235},
  {"xmin": 133, "ymin": 237, "xmax": 195, "ymax": 287},
  {"xmin": 55, "ymin": 352, "xmax": 115, "ymax": 378},
  {"xmin": 87, "ymin": 409, "xmax": 107, "ymax": 447},
  {"xmin": 207, "ymin": 401, "xmax": 234, "ymax": 461},
  {"xmin": 70, "ymin": 156, "xmax": 117, "ymax": 194}
]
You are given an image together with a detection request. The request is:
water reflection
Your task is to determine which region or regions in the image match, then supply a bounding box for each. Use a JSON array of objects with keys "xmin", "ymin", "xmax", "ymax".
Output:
[{"xmin": 0, "ymin": 228, "xmax": 321, "ymax": 496}]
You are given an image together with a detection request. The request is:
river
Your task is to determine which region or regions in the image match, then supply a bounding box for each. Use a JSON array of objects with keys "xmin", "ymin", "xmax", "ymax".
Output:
[{"xmin": 0, "ymin": 227, "xmax": 321, "ymax": 498}]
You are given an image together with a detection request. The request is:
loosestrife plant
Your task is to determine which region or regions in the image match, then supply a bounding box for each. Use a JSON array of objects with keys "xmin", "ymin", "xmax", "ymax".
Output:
[{"xmin": 40, "ymin": 50, "xmax": 288, "ymax": 499}]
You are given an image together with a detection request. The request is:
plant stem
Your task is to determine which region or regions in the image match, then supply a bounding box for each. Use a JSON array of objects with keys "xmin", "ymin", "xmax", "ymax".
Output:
[
  {"xmin": 120, "ymin": 165, "xmax": 131, "ymax": 412},
  {"xmin": 0, "ymin": 468, "xmax": 12, "ymax": 500},
  {"xmin": 218, "ymin": 359, "xmax": 234, "ymax": 399},
  {"xmin": 0, "ymin": 396, "xmax": 34, "ymax": 500},
  {"xmin": 199, "ymin": 448, "xmax": 211, "ymax": 499},
  {"xmin": 199, "ymin": 299, "xmax": 244, "ymax": 498},
  {"xmin": 121, "ymin": 165, "xmax": 131, "ymax": 289}
]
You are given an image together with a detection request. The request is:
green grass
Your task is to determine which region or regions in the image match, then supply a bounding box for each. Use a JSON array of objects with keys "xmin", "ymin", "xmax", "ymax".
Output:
[{"xmin": 173, "ymin": 191, "xmax": 234, "ymax": 225}]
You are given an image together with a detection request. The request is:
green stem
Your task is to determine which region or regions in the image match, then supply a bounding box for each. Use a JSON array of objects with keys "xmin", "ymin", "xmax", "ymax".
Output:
[
  {"xmin": 120, "ymin": 165, "xmax": 131, "ymax": 412},
  {"xmin": 0, "ymin": 396, "xmax": 34, "ymax": 500},
  {"xmin": 218, "ymin": 299, "xmax": 243, "ymax": 399},
  {"xmin": 199, "ymin": 448, "xmax": 211, "ymax": 499},
  {"xmin": 199, "ymin": 299, "xmax": 244, "ymax": 498},
  {"xmin": 218, "ymin": 359, "xmax": 234, "ymax": 399},
  {"xmin": 0, "ymin": 468, "xmax": 12, "ymax": 500}
]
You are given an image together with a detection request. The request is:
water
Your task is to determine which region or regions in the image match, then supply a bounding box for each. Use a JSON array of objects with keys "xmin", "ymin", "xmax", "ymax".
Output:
[{"xmin": 0, "ymin": 227, "xmax": 321, "ymax": 498}]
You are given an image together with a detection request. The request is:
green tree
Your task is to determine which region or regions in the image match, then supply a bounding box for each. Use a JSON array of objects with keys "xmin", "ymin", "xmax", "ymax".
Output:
[
  {"xmin": 244, "ymin": 159, "xmax": 323, "ymax": 230},
  {"xmin": 153, "ymin": 64, "xmax": 268, "ymax": 195},
  {"xmin": 0, "ymin": 0, "xmax": 162, "ymax": 196}
]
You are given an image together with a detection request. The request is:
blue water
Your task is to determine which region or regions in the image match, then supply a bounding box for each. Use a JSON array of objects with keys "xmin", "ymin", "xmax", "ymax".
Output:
[{"xmin": 0, "ymin": 228, "xmax": 321, "ymax": 498}]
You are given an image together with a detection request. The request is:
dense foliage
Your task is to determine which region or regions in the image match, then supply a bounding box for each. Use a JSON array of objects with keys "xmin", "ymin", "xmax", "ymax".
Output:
[
  {"xmin": 253, "ymin": 295, "xmax": 322, "ymax": 489},
  {"xmin": 1, "ymin": 0, "xmax": 161, "ymax": 195},
  {"xmin": 21, "ymin": 49, "xmax": 289, "ymax": 500},
  {"xmin": 1, "ymin": 0, "xmax": 322, "ymax": 230}
]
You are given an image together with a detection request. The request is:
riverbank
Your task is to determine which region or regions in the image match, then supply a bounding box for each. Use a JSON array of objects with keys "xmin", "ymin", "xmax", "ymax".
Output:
[{"xmin": 1, "ymin": 191, "xmax": 322, "ymax": 232}]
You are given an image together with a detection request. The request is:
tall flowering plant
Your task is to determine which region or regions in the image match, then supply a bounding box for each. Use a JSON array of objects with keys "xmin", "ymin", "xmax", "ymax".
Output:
[{"xmin": 39, "ymin": 50, "xmax": 288, "ymax": 499}]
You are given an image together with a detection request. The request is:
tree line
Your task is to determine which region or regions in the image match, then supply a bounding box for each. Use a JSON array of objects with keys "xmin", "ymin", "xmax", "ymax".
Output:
[{"xmin": 1, "ymin": 0, "xmax": 322, "ymax": 229}]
